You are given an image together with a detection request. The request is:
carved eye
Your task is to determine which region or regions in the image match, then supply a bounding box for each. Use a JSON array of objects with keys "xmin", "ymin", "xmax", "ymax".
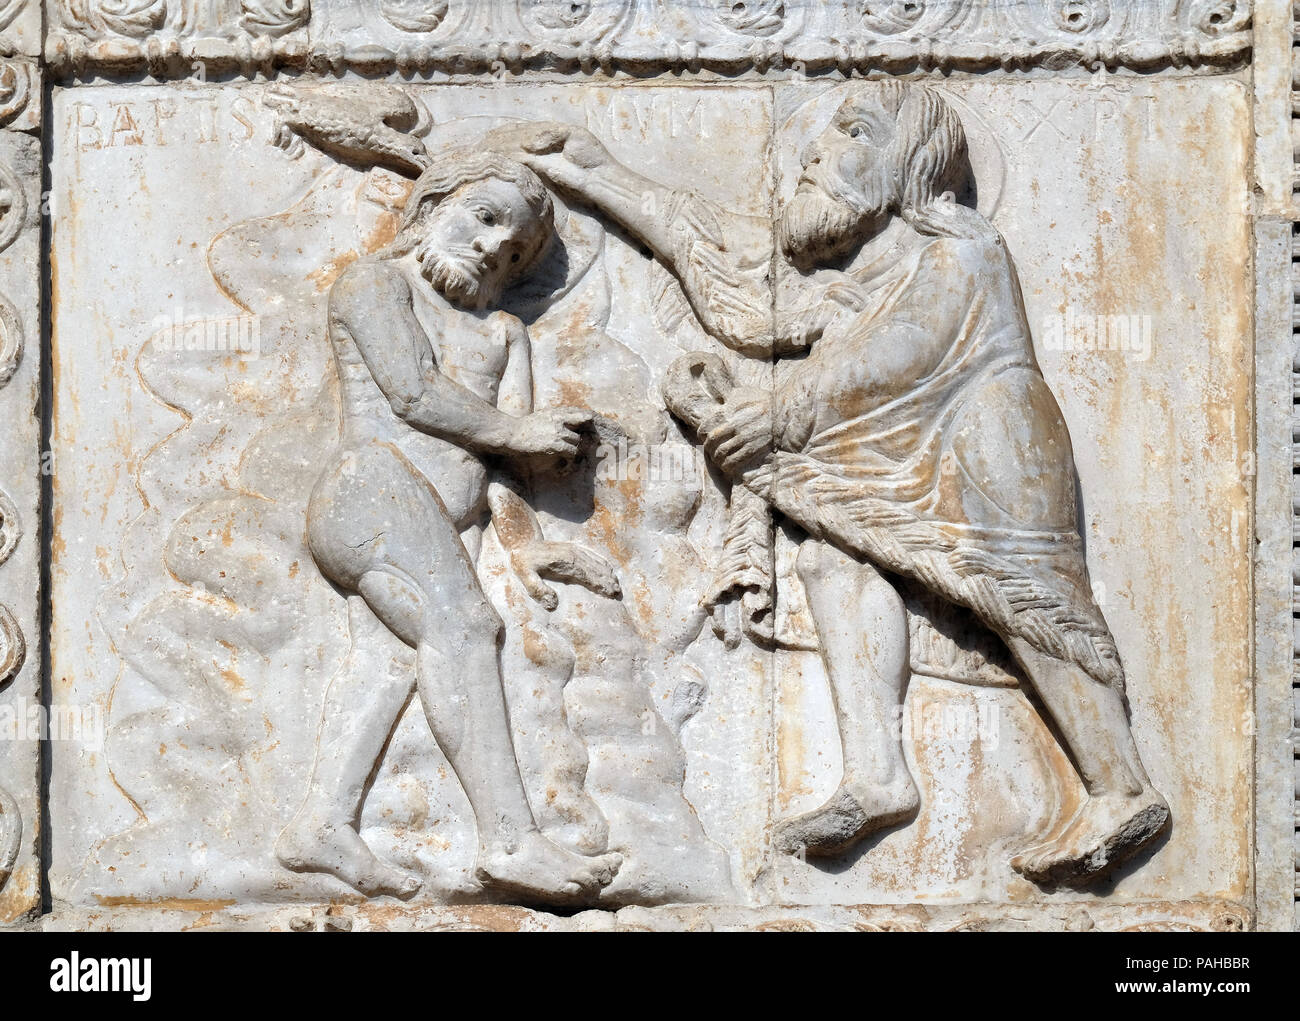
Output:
[
  {"xmin": 849, "ymin": 124, "xmax": 865, "ymax": 139},
  {"xmin": 511, "ymin": 252, "xmax": 521, "ymax": 263},
  {"xmin": 477, "ymin": 208, "xmax": 496, "ymax": 226}
]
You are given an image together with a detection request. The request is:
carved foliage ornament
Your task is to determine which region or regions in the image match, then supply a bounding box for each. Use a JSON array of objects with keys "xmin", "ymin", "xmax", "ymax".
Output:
[
  {"xmin": 47, "ymin": 0, "xmax": 1252, "ymax": 74},
  {"xmin": 59, "ymin": 0, "xmax": 311, "ymax": 38},
  {"xmin": 0, "ymin": 783, "xmax": 18, "ymax": 892},
  {"xmin": 64, "ymin": 0, "xmax": 166, "ymax": 38},
  {"xmin": 1055, "ymin": 0, "xmax": 1110, "ymax": 33},
  {"xmin": 238, "ymin": 0, "xmax": 310, "ymax": 37},
  {"xmin": 0, "ymin": 0, "xmax": 23, "ymax": 35},
  {"xmin": 379, "ymin": 0, "xmax": 448, "ymax": 34},
  {"xmin": 0, "ymin": 139, "xmax": 26, "ymax": 896},
  {"xmin": 0, "ymin": 160, "xmax": 23, "ymax": 690},
  {"xmin": 858, "ymin": 1, "xmax": 928, "ymax": 35}
]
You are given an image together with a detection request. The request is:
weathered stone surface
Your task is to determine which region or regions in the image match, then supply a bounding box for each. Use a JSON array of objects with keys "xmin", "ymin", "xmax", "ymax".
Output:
[
  {"xmin": 0, "ymin": 0, "xmax": 1289, "ymax": 933},
  {"xmin": 0, "ymin": 62, "xmax": 42, "ymax": 926},
  {"xmin": 39, "ymin": 66, "xmax": 1268, "ymax": 927},
  {"xmin": 43, "ymin": 0, "xmax": 1253, "ymax": 78}
]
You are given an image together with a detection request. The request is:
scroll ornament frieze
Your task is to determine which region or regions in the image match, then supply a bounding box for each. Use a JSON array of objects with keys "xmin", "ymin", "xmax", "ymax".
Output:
[
  {"xmin": 63, "ymin": 0, "xmax": 165, "ymax": 38},
  {"xmin": 378, "ymin": 0, "xmax": 447, "ymax": 35},
  {"xmin": 0, "ymin": 0, "xmax": 24, "ymax": 38},
  {"xmin": 238, "ymin": 0, "xmax": 311, "ymax": 38},
  {"xmin": 0, "ymin": 144, "xmax": 27, "ymax": 898},
  {"xmin": 44, "ymin": 0, "xmax": 1252, "ymax": 77},
  {"xmin": 0, "ymin": 475, "xmax": 22, "ymax": 897},
  {"xmin": 0, "ymin": 61, "xmax": 32, "ymax": 129}
]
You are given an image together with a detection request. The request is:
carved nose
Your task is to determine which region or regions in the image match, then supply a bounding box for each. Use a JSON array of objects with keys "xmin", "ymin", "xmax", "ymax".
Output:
[
  {"xmin": 473, "ymin": 236, "xmax": 501, "ymax": 270},
  {"xmin": 800, "ymin": 144, "xmax": 820, "ymax": 170}
]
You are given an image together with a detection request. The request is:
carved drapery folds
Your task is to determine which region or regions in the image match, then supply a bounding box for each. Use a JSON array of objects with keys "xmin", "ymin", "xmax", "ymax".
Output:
[{"xmin": 43, "ymin": 0, "xmax": 1252, "ymax": 77}]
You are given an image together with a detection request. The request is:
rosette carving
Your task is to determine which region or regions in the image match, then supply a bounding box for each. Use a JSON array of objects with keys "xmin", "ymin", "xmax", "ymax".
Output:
[
  {"xmin": 378, "ymin": 0, "xmax": 448, "ymax": 32},
  {"xmin": 858, "ymin": 0, "xmax": 927, "ymax": 34},
  {"xmin": 239, "ymin": 0, "xmax": 309, "ymax": 36},
  {"xmin": 64, "ymin": 0, "xmax": 167, "ymax": 37}
]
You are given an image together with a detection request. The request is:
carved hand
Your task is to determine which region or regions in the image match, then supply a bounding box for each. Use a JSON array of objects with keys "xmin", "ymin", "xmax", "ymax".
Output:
[
  {"xmin": 485, "ymin": 121, "xmax": 611, "ymax": 194},
  {"xmin": 513, "ymin": 540, "xmax": 623, "ymax": 612},
  {"xmin": 699, "ymin": 388, "xmax": 773, "ymax": 478},
  {"xmin": 506, "ymin": 406, "xmax": 594, "ymax": 459},
  {"xmin": 263, "ymin": 83, "xmax": 428, "ymax": 177}
]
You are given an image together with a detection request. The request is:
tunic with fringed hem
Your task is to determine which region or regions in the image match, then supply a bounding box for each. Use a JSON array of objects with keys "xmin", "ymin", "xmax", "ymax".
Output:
[
  {"xmin": 656, "ymin": 187, "xmax": 1122, "ymax": 688},
  {"xmin": 748, "ymin": 227, "xmax": 1125, "ymax": 690}
]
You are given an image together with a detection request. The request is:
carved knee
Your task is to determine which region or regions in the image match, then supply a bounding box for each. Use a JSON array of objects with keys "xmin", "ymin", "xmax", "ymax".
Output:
[
  {"xmin": 795, "ymin": 537, "xmax": 845, "ymax": 587},
  {"xmin": 441, "ymin": 596, "xmax": 504, "ymax": 649}
]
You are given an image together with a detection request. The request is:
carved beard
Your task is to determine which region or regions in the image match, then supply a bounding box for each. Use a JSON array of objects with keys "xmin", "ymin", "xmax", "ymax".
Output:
[
  {"xmin": 779, "ymin": 167, "xmax": 892, "ymax": 270},
  {"xmin": 420, "ymin": 249, "xmax": 502, "ymax": 309}
]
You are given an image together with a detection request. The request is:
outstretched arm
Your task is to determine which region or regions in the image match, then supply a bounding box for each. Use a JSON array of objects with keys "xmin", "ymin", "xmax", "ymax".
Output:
[
  {"xmin": 330, "ymin": 262, "xmax": 588, "ymax": 458},
  {"xmin": 487, "ymin": 123, "xmax": 786, "ymax": 358}
]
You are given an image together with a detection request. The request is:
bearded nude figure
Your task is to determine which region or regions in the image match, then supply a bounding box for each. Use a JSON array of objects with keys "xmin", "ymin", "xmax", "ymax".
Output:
[
  {"xmin": 276, "ymin": 148, "xmax": 621, "ymax": 903},
  {"xmin": 493, "ymin": 83, "xmax": 1170, "ymax": 885}
]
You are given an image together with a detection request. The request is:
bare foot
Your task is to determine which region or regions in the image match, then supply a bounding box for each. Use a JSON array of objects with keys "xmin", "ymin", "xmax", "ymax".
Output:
[
  {"xmin": 775, "ymin": 777, "xmax": 919, "ymax": 858},
  {"xmin": 544, "ymin": 813, "xmax": 611, "ymax": 857},
  {"xmin": 476, "ymin": 830, "xmax": 622, "ymax": 906},
  {"xmin": 1011, "ymin": 788, "xmax": 1169, "ymax": 886},
  {"xmin": 275, "ymin": 813, "xmax": 422, "ymax": 899},
  {"xmin": 535, "ymin": 784, "xmax": 610, "ymax": 857}
]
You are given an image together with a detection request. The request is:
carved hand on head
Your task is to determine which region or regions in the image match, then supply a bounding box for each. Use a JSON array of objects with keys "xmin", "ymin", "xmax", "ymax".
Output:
[{"xmin": 484, "ymin": 121, "xmax": 610, "ymax": 194}]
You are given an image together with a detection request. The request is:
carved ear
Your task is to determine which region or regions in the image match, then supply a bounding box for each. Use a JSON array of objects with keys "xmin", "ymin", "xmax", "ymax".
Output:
[{"xmin": 487, "ymin": 480, "xmax": 545, "ymax": 555}]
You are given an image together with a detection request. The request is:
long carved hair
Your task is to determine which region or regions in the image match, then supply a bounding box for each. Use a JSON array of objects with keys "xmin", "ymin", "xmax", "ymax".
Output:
[
  {"xmin": 386, "ymin": 147, "xmax": 555, "ymax": 284},
  {"xmin": 875, "ymin": 83, "xmax": 968, "ymax": 211},
  {"xmin": 872, "ymin": 83, "xmax": 1001, "ymax": 245}
]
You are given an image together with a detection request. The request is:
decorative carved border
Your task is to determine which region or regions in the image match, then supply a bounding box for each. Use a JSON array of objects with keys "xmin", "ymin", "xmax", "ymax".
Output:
[
  {"xmin": 1292, "ymin": 6, "xmax": 1300, "ymax": 924},
  {"xmin": 41, "ymin": 898, "xmax": 1254, "ymax": 933},
  {"xmin": 0, "ymin": 0, "xmax": 40, "ymax": 60},
  {"xmin": 43, "ymin": 0, "xmax": 1253, "ymax": 78},
  {"xmin": 0, "ymin": 55, "xmax": 39, "ymax": 924},
  {"xmin": 12, "ymin": 0, "xmax": 1287, "ymax": 931}
]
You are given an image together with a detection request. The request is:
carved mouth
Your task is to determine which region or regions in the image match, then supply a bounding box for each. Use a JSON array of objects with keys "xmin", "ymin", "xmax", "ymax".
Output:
[
  {"xmin": 420, "ymin": 246, "xmax": 484, "ymax": 284},
  {"xmin": 795, "ymin": 168, "xmax": 827, "ymax": 196}
]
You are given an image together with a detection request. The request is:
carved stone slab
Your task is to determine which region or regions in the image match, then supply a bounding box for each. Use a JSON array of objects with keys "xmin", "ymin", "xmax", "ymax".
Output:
[
  {"xmin": 0, "ymin": 64, "xmax": 41, "ymax": 924},
  {"xmin": 0, "ymin": 0, "xmax": 1271, "ymax": 935},
  {"xmin": 44, "ymin": 0, "xmax": 1252, "ymax": 77},
  {"xmin": 41, "ymin": 64, "xmax": 1271, "ymax": 929}
]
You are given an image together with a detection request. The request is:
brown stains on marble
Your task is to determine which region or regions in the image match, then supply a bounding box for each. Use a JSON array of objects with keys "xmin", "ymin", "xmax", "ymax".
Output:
[{"xmin": 94, "ymin": 895, "xmax": 237, "ymax": 912}]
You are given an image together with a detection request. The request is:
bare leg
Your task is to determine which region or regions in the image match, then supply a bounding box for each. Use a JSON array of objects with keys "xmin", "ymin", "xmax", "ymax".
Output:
[
  {"xmin": 275, "ymin": 595, "xmax": 422, "ymax": 897},
  {"xmin": 355, "ymin": 564, "xmax": 619, "ymax": 903},
  {"xmin": 775, "ymin": 538, "xmax": 919, "ymax": 857},
  {"xmin": 499, "ymin": 612, "xmax": 610, "ymax": 856},
  {"xmin": 307, "ymin": 443, "xmax": 620, "ymax": 904},
  {"xmin": 1007, "ymin": 637, "xmax": 1168, "ymax": 885}
]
